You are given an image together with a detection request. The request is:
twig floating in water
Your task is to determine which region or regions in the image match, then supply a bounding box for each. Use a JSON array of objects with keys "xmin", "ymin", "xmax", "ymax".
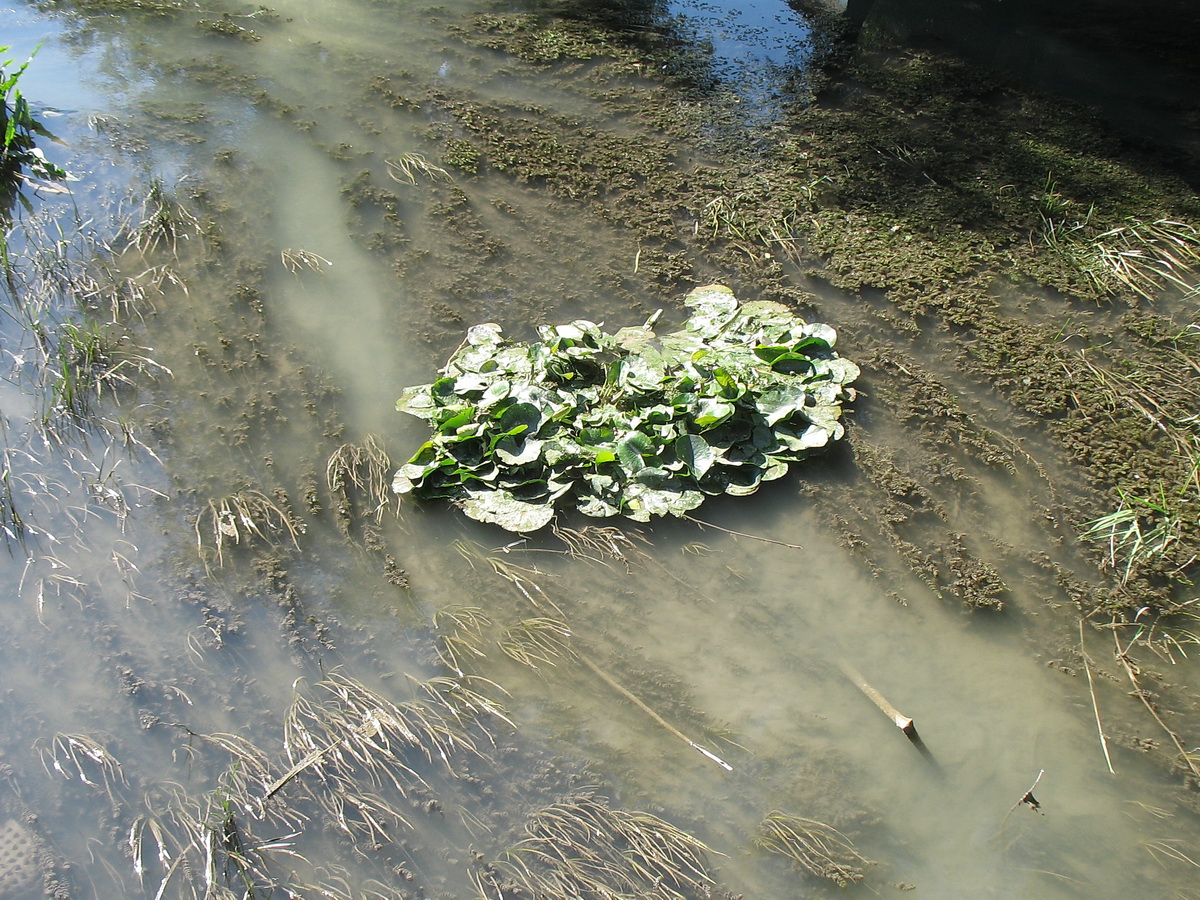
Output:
[
  {"xmin": 685, "ymin": 515, "xmax": 805, "ymax": 550},
  {"xmin": 1004, "ymin": 769, "xmax": 1045, "ymax": 824}
]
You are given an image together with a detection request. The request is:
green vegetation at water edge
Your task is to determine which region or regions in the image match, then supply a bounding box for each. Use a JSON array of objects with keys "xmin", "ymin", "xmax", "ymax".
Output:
[
  {"xmin": 0, "ymin": 45, "xmax": 67, "ymax": 211},
  {"xmin": 393, "ymin": 284, "xmax": 859, "ymax": 532}
]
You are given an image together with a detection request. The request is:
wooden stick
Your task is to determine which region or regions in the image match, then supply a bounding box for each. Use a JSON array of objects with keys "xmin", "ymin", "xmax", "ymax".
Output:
[
  {"xmin": 839, "ymin": 661, "xmax": 916, "ymax": 736},
  {"xmin": 840, "ymin": 661, "xmax": 940, "ymax": 771}
]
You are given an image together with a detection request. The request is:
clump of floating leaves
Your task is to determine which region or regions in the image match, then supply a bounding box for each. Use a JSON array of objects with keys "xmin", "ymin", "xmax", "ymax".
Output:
[{"xmin": 393, "ymin": 284, "xmax": 859, "ymax": 532}]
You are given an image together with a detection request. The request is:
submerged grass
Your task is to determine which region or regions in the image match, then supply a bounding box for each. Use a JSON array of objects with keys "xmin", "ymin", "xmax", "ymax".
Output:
[
  {"xmin": 194, "ymin": 489, "xmax": 303, "ymax": 570},
  {"xmin": 326, "ymin": 434, "xmax": 393, "ymax": 528},
  {"xmin": 385, "ymin": 151, "xmax": 451, "ymax": 185},
  {"xmin": 43, "ymin": 670, "xmax": 518, "ymax": 899},
  {"xmin": 755, "ymin": 810, "xmax": 872, "ymax": 886},
  {"xmin": 0, "ymin": 179, "xmax": 181, "ymax": 553},
  {"xmin": 694, "ymin": 176, "xmax": 830, "ymax": 264},
  {"xmin": 473, "ymin": 790, "xmax": 717, "ymax": 900}
]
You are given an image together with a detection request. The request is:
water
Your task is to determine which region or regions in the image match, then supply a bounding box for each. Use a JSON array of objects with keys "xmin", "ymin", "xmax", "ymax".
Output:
[{"xmin": 1, "ymin": 1, "xmax": 1198, "ymax": 899}]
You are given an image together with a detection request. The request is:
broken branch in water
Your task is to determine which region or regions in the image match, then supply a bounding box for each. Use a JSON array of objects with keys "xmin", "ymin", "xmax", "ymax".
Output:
[
  {"xmin": 684, "ymin": 515, "xmax": 805, "ymax": 550},
  {"xmin": 840, "ymin": 661, "xmax": 939, "ymax": 768},
  {"xmin": 839, "ymin": 661, "xmax": 916, "ymax": 735},
  {"xmin": 1113, "ymin": 630, "xmax": 1200, "ymax": 783},
  {"xmin": 1004, "ymin": 769, "xmax": 1045, "ymax": 824}
]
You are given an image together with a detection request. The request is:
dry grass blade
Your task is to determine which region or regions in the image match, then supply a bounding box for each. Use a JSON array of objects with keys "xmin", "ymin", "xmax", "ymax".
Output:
[
  {"xmin": 697, "ymin": 193, "xmax": 806, "ymax": 263},
  {"xmin": 277, "ymin": 669, "xmax": 509, "ymax": 803},
  {"xmin": 280, "ymin": 248, "xmax": 332, "ymax": 273},
  {"xmin": 129, "ymin": 178, "xmax": 201, "ymax": 256},
  {"xmin": 194, "ymin": 489, "xmax": 303, "ymax": 569},
  {"xmin": 385, "ymin": 152, "xmax": 451, "ymax": 185},
  {"xmin": 1044, "ymin": 214, "xmax": 1200, "ymax": 300},
  {"xmin": 131, "ymin": 779, "xmax": 312, "ymax": 900},
  {"xmin": 552, "ymin": 522, "xmax": 640, "ymax": 569},
  {"xmin": 38, "ymin": 732, "xmax": 126, "ymax": 801},
  {"xmin": 756, "ymin": 810, "xmax": 873, "ymax": 886},
  {"xmin": 484, "ymin": 553, "xmax": 564, "ymax": 616},
  {"xmin": 435, "ymin": 605, "xmax": 492, "ymax": 675},
  {"xmin": 1093, "ymin": 219, "xmax": 1200, "ymax": 300},
  {"xmin": 418, "ymin": 675, "xmax": 516, "ymax": 734},
  {"xmin": 1144, "ymin": 838, "xmax": 1200, "ymax": 869}
]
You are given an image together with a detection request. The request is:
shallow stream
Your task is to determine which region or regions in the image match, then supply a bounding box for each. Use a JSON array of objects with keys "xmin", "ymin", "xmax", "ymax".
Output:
[{"xmin": 2, "ymin": 1, "xmax": 1199, "ymax": 899}]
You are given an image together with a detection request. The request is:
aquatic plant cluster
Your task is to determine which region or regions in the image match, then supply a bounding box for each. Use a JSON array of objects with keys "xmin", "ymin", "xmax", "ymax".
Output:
[
  {"xmin": 0, "ymin": 45, "xmax": 66, "ymax": 208},
  {"xmin": 393, "ymin": 284, "xmax": 858, "ymax": 531}
]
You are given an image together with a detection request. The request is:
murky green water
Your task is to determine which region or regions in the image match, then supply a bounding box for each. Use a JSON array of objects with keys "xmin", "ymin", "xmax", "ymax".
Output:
[{"xmin": 2, "ymin": 1, "xmax": 1199, "ymax": 899}]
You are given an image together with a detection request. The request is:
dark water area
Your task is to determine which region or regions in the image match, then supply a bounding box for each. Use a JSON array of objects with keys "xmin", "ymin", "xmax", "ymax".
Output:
[{"xmin": 848, "ymin": 0, "xmax": 1200, "ymax": 183}]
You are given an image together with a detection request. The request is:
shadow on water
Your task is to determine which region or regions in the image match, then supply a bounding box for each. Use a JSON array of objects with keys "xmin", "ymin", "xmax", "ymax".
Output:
[{"xmin": 829, "ymin": 0, "xmax": 1200, "ymax": 182}]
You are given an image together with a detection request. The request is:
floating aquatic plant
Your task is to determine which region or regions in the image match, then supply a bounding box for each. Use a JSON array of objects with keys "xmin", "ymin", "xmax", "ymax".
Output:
[{"xmin": 393, "ymin": 284, "xmax": 858, "ymax": 532}]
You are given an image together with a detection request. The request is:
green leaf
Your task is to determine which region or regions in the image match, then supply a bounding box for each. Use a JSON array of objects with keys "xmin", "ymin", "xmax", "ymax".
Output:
[
  {"xmin": 494, "ymin": 436, "xmax": 544, "ymax": 466},
  {"xmin": 674, "ymin": 433, "xmax": 715, "ymax": 478},
  {"xmin": 693, "ymin": 398, "xmax": 734, "ymax": 430},
  {"xmin": 436, "ymin": 407, "xmax": 475, "ymax": 433},
  {"xmin": 396, "ymin": 385, "xmax": 437, "ymax": 419},
  {"xmin": 616, "ymin": 431, "xmax": 653, "ymax": 473},
  {"xmin": 460, "ymin": 489, "xmax": 555, "ymax": 532},
  {"xmin": 481, "ymin": 379, "xmax": 511, "ymax": 407},
  {"xmin": 713, "ymin": 366, "xmax": 740, "ymax": 399},
  {"xmin": 497, "ymin": 402, "xmax": 542, "ymax": 436}
]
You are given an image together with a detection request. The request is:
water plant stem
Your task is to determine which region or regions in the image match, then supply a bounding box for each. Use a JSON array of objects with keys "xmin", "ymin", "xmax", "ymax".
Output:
[
  {"xmin": 1080, "ymin": 618, "xmax": 1116, "ymax": 775},
  {"xmin": 684, "ymin": 514, "xmax": 805, "ymax": 550},
  {"xmin": 1113, "ymin": 631, "xmax": 1200, "ymax": 782},
  {"xmin": 576, "ymin": 653, "xmax": 733, "ymax": 772}
]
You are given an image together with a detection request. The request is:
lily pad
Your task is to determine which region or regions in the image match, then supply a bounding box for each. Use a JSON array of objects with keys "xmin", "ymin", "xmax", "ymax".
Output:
[
  {"xmin": 393, "ymin": 285, "xmax": 858, "ymax": 532},
  {"xmin": 460, "ymin": 489, "xmax": 557, "ymax": 532}
]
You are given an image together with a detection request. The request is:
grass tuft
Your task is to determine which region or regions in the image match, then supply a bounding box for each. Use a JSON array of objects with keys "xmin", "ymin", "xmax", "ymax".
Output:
[
  {"xmin": 474, "ymin": 790, "xmax": 717, "ymax": 900},
  {"xmin": 756, "ymin": 810, "xmax": 872, "ymax": 886}
]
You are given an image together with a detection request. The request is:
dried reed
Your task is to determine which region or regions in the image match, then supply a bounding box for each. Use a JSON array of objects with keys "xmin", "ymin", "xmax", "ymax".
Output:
[
  {"xmin": 434, "ymin": 605, "xmax": 492, "ymax": 676},
  {"xmin": 281, "ymin": 248, "xmax": 332, "ymax": 273},
  {"xmin": 194, "ymin": 489, "xmax": 303, "ymax": 569},
  {"xmin": 385, "ymin": 152, "xmax": 451, "ymax": 185},
  {"xmin": 498, "ymin": 616, "xmax": 575, "ymax": 670},
  {"xmin": 326, "ymin": 435, "xmax": 393, "ymax": 524},
  {"xmin": 38, "ymin": 732, "xmax": 126, "ymax": 803}
]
